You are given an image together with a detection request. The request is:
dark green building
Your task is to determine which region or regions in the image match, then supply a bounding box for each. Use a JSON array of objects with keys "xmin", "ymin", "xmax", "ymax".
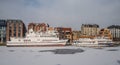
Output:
[{"xmin": 0, "ymin": 20, "xmax": 7, "ymax": 43}]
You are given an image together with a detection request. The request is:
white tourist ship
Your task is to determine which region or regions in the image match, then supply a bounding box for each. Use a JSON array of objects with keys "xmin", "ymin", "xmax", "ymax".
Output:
[
  {"xmin": 7, "ymin": 29, "xmax": 67, "ymax": 47},
  {"xmin": 94, "ymin": 36, "xmax": 114, "ymax": 45},
  {"xmin": 73, "ymin": 38, "xmax": 98, "ymax": 47},
  {"xmin": 73, "ymin": 37, "xmax": 114, "ymax": 47}
]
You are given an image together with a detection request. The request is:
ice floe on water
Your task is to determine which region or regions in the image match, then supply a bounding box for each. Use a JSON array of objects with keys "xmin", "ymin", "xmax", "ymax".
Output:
[{"xmin": 0, "ymin": 46, "xmax": 120, "ymax": 65}]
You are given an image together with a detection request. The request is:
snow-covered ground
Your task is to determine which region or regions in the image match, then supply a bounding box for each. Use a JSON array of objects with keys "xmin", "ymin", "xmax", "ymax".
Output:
[{"xmin": 0, "ymin": 46, "xmax": 120, "ymax": 65}]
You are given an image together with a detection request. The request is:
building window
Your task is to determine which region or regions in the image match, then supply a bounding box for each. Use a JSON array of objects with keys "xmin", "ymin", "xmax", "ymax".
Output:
[
  {"xmin": 14, "ymin": 32, "xmax": 16, "ymax": 36},
  {"xmin": 19, "ymin": 26, "xmax": 21, "ymax": 29},
  {"xmin": 18, "ymin": 33, "xmax": 20, "ymax": 37},
  {"xmin": 9, "ymin": 26, "xmax": 11, "ymax": 29},
  {"xmin": 18, "ymin": 28, "xmax": 21, "ymax": 32},
  {"xmin": 9, "ymin": 33, "xmax": 12, "ymax": 37},
  {"xmin": 9, "ymin": 30, "xmax": 11, "ymax": 33},
  {"xmin": 14, "ymin": 26, "xmax": 16, "ymax": 31},
  {"xmin": 0, "ymin": 27, "xmax": 2, "ymax": 29}
]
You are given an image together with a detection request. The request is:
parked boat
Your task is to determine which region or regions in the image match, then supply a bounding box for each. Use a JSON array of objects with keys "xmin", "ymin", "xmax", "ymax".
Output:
[
  {"xmin": 73, "ymin": 37, "xmax": 114, "ymax": 47},
  {"xmin": 73, "ymin": 38, "xmax": 99, "ymax": 47},
  {"xmin": 7, "ymin": 29, "xmax": 67, "ymax": 47},
  {"xmin": 94, "ymin": 37, "xmax": 114, "ymax": 46}
]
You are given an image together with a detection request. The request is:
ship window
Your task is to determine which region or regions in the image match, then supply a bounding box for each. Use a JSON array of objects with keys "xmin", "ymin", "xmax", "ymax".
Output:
[
  {"xmin": 29, "ymin": 39, "xmax": 31, "ymax": 41},
  {"xmin": 19, "ymin": 39, "xmax": 21, "ymax": 41},
  {"xmin": 37, "ymin": 39, "xmax": 40, "ymax": 41}
]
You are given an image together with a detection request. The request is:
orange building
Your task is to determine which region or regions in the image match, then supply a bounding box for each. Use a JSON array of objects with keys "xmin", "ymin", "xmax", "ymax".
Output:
[
  {"xmin": 48, "ymin": 27, "xmax": 54, "ymax": 31},
  {"xmin": 72, "ymin": 31, "xmax": 81, "ymax": 40},
  {"xmin": 98, "ymin": 28, "xmax": 112, "ymax": 39}
]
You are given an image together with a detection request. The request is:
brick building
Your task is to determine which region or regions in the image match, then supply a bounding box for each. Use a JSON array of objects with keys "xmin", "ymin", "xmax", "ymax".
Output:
[
  {"xmin": 28, "ymin": 23, "xmax": 47, "ymax": 32},
  {"xmin": 6, "ymin": 20, "xmax": 26, "ymax": 41}
]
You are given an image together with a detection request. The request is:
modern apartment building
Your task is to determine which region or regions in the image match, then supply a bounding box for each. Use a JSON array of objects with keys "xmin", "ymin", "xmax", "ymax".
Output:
[
  {"xmin": 81, "ymin": 24, "xmax": 99, "ymax": 37},
  {"xmin": 108, "ymin": 25, "xmax": 120, "ymax": 41},
  {"xmin": 6, "ymin": 20, "xmax": 26, "ymax": 41},
  {"xmin": 28, "ymin": 23, "xmax": 47, "ymax": 32},
  {"xmin": 0, "ymin": 20, "xmax": 7, "ymax": 43}
]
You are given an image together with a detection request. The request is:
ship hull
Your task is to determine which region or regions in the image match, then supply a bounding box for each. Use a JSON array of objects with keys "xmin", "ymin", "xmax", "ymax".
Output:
[{"xmin": 7, "ymin": 42, "xmax": 66, "ymax": 47}]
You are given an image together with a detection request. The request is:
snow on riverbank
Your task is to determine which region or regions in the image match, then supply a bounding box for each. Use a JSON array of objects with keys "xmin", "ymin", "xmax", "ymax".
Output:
[{"xmin": 0, "ymin": 46, "xmax": 120, "ymax": 65}]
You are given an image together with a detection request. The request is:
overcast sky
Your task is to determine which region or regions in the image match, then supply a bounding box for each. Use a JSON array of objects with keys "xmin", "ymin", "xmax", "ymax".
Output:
[{"xmin": 0, "ymin": 0, "xmax": 120, "ymax": 30}]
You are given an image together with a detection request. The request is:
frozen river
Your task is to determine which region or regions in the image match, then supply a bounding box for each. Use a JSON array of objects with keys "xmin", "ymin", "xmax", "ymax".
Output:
[{"xmin": 0, "ymin": 46, "xmax": 120, "ymax": 65}]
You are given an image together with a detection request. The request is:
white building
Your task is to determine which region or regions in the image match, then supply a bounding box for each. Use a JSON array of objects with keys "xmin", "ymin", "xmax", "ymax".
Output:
[
  {"xmin": 108, "ymin": 25, "xmax": 120, "ymax": 41},
  {"xmin": 81, "ymin": 24, "xmax": 99, "ymax": 36}
]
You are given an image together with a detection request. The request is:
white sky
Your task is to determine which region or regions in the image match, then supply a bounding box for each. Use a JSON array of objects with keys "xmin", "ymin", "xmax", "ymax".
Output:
[{"xmin": 0, "ymin": 0, "xmax": 120, "ymax": 30}]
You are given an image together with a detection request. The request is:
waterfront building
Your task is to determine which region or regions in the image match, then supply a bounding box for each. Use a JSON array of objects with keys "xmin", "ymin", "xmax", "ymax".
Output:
[
  {"xmin": 28, "ymin": 23, "xmax": 35, "ymax": 31},
  {"xmin": 6, "ymin": 20, "xmax": 26, "ymax": 41},
  {"xmin": 108, "ymin": 25, "xmax": 120, "ymax": 41},
  {"xmin": 48, "ymin": 27, "xmax": 54, "ymax": 31},
  {"xmin": 98, "ymin": 28, "xmax": 112, "ymax": 39},
  {"xmin": 81, "ymin": 24, "xmax": 99, "ymax": 37},
  {"xmin": 0, "ymin": 20, "xmax": 7, "ymax": 43},
  {"xmin": 28, "ymin": 23, "xmax": 47, "ymax": 32},
  {"xmin": 72, "ymin": 31, "xmax": 81, "ymax": 40},
  {"xmin": 55, "ymin": 27, "xmax": 72, "ymax": 40}
]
